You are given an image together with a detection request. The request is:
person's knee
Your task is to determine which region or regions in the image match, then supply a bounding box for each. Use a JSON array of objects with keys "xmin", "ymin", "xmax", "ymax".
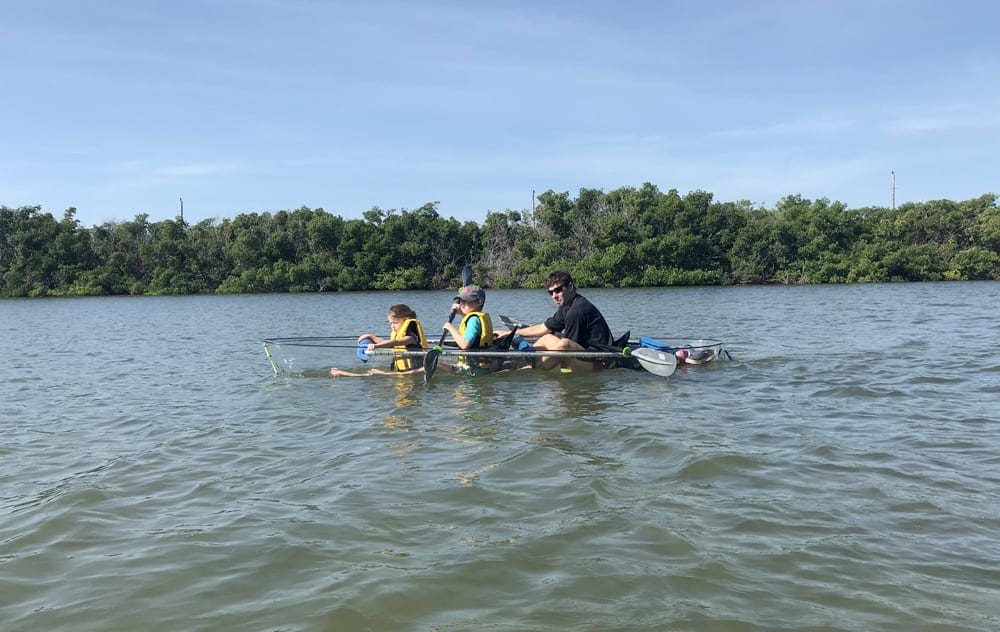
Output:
[
  {"xmin": 554, "ymin": 339, "xmax": 576, "ymax": 351},
  {"xmin": 545, "ymin": 337, "xmax": 579, "ymax": 352},
  {"xmin": 534, "ymin": 334, "xmax": 558, "ymax": 349}
]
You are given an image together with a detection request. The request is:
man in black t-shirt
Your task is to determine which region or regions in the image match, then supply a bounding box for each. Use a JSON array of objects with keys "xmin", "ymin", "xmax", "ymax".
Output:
[{"xmin": 505, "ymin": 270, "xmax": 614, "ymax": 370}]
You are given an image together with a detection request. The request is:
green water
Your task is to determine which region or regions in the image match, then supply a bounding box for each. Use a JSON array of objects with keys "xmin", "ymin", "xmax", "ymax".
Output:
[{"xmin": 2, "ymin": 283, "xmax": 998, "ymax": 630}]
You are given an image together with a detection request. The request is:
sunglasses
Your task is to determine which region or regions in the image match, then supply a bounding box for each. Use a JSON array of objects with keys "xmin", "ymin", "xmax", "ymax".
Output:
[{"xmin": 547, "ymin": 285, "xmax": 567, "ymax": 296}]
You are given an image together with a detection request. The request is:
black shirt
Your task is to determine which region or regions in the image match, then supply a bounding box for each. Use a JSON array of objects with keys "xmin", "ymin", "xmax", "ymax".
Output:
[{"xmin": 543, "ymin": 294, "xmax": 613, "ymax": 350}]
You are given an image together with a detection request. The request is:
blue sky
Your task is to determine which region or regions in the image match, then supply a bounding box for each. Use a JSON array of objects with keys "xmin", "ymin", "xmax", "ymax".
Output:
[{"xmin": 3, "ymin": 0, "xmax": 998, "ymax": 228}]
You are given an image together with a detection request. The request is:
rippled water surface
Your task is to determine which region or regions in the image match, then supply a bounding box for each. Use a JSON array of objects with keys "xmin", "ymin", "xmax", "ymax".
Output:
[{"xmin": 2, "ymin": 283, "xmax": 999, "ymax": 631}]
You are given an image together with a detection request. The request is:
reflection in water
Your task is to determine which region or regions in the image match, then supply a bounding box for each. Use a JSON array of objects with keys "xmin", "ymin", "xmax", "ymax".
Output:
[
  {"xmin": 542, "ymin": 373, "xmax": 614, "ymax": 421},
  {"xmin": 390, "ymin": 376, "xmax": 420, "ymax": 408},
  {"xmin": 383, "ymin": 378, "xmax": 420, "ymax": 466},
  {"xmin": 384, "ymin": 383, "xmax": 419, "ymax": 458},
  {"xmin": 382, "ymin": 375, "xmax": 420, "ymax": 430},
  {"xmin": 380, "ymin": 378, "xmax": 510, "ymax": 481},
  {"xmin": 443, "ymin": 380, "xmax": 507, "ymax": 484},
  {"xmin": 527, "ymin": 375, "xmax": 627, "ymax": 469},
  {"xmin": 449, "ymin": 380, "xmax": 500, "ymax": 424}
]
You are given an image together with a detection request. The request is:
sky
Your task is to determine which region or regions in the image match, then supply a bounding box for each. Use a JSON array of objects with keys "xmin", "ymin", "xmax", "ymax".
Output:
[{"xmin": 2, "ymin": 0, "xmax": 998, "ymax": 229}]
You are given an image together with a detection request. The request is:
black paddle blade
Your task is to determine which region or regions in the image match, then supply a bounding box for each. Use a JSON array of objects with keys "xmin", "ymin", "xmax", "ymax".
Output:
[
  {"xmin": 423, "ymin": 348, "xmax": 441, "ymax": 383},
  {"xmin": 492, "ymin": 325, "xmax": 518, "ymax": 351},
  {"xmin": 427, "ymin": 266, "xmax": 469, "ymax": 385}
]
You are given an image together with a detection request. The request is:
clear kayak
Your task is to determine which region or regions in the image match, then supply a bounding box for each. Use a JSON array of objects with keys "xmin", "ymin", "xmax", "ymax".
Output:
[{"xmin": 262, "ymin": 335, "xmax": 729, "ymax": 379}]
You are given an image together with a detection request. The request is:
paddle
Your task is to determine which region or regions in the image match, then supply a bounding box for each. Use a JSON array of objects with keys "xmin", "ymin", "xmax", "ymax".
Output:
[
  {"xmin": 356, "ymin": 339, "xmax": 372, "ymax": 363},
  {"xmin": 424, "ymin": 264, "xmax": 474, "ymax": 382},
  {"xmin": 628, "ymin": 347, "xmax": 678, "ymax": 377},
  {"xmin": 498, "ymin": 314, "xmax": 527, "ymax": 330}
]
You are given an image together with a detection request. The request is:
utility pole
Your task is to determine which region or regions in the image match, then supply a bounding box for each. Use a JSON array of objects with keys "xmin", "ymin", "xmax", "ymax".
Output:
[
  {"xmin": 179, "ymin": 197, "xmax": 184, "ymax": 222},
  {"xmin": 890, "ymin": 172, "xmax": 896, "ymax": 210},
  {"xmin": 532, "ymin": 189, "xmax": 536, "ymax": 213}
]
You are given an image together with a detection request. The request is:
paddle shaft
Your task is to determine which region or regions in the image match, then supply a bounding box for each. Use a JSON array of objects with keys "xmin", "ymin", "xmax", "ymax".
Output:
[
  {"xmin": 440, "ymin": 264, "xmax": 474, "ymax": 343},
  {"xmin": 424, "ymin": 264, "xmax": 474, "ymax": 382},
  {"xmin": 437, "ymin": 308, "xmax": 459, "ymax": 346},
  {"xmin": 436, "ymin": 264, "xmax": 473, "ymax": 346}
]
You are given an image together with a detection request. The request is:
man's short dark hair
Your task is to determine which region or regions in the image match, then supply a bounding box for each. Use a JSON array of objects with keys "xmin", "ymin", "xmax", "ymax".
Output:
[{"xmin": 546, "ymin": 270, "xmax": 574, "ymax": 288}]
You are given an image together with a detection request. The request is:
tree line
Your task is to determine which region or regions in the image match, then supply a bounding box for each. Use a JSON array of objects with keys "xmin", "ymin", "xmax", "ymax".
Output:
[{"xmin": 2, "ymin": 184, "xmax": 998, "ymax": 298}]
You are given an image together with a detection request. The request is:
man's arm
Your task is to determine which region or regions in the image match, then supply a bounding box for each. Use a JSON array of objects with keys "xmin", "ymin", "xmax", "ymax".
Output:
[{"xmin": 503, "ymin": 322, "xmax": 551, "ymax": 338}]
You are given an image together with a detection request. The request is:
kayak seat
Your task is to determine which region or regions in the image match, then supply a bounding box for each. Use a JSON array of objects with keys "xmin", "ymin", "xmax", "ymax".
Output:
[
  {"xmin": 639, "ymin": 336, "xmax": 675, "ymax": 353},
  {"xmin": 613, "ymin": 330, "xmax": 630, "ymax": 348}
]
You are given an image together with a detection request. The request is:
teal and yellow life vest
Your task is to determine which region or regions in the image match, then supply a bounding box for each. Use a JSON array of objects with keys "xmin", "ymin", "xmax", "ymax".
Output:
[
  {"xmin": 390, "ymin": 318, "xmax": 427, "ymax": 371},
  {"xmin": 457, "ymin": 312, "xmax": 493, "ymax": 370}
]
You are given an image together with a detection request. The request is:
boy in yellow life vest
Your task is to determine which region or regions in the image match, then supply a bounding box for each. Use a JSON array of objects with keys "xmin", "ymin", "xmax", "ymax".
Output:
[{"xmin": 440, "ymin": 285, "xmax": 494, "ymax": 376}]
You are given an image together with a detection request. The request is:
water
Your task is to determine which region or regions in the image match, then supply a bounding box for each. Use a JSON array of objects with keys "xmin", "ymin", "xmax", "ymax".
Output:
[{"xmin": 2, "ymin": 283, "xmax": 999, "ymax": 631}]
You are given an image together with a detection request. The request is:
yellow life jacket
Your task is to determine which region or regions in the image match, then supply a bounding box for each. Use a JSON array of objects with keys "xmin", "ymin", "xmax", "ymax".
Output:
[
  {"xmin": 457, "ymin": 312, "xmax": 493, "ymax": 370},
  {"xmin": 390, "ymin": 318, "xmax": 427, "ymax": 371}
]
